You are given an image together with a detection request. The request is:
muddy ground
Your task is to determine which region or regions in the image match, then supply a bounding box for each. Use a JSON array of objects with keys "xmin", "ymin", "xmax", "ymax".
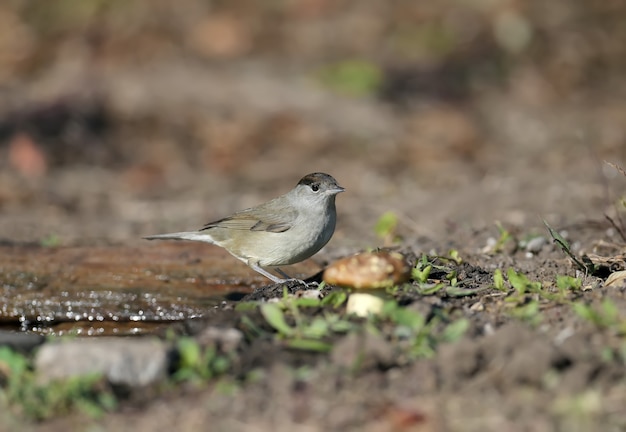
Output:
[{"xmin": 2, "ymin": 1, "xmax": 626, "ymax": 431}]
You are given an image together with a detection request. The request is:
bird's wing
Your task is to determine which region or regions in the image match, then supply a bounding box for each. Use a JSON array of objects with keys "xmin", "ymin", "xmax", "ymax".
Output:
[{"xmin": 200, "ymin": 206, "xmax": 297, "ymax": 233}]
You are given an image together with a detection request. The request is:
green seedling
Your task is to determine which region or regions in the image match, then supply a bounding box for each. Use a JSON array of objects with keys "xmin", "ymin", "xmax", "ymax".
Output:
[
  {"xmin": 173, "ymin": 337, "xmax": 230, "ymax": 382},
  {"xmin": 374, "ymin": 211, "xmax": 400, "ymax": 244},
  {"xmin": 509, "ymin": 300, "xmax": 542, "ymax": 325},
  {"xmin": 260, "ymin": 303, "xmax": 294, "ymax": 337},
  {"xmin": 412, "ymin": 255, "xmax": 432, "ymax": 283},
  {"xmin": 321, "ymin": 291, "xmax": 348, "ymax": 308},
  {"xmin": 446, "ymin": 269, "xmax": 458, "ymax": 286},
  {"xmin": 505, "ymin": 268, "xmax": 570, "ymax": 304},
  {"xmin": 414, "ymin": 283, "xmax": 445, "ymax": 295},
  {"xmin": 0, "ymin": 346, "xmax": 116, "ymax": 420},
  {"xmin": 258, "ymin": 301, "xmax": 355, "ymax": 353},
  {"xmin": 240, "ymin": 315, "xmax": 265, "ymax": 338},
  {"xmin": 556, "ymin": 275, "xmax": 582, "ymax": 293},
  {"xmin": 444, "ymin": 286, "xmax": 484, "ymax": 297},
  {"xmin": 410, "ymin": 254, "xmax": 481, "ymax": 297},
  {"xmin": 316, "ymin": 59, "xmax": 383, "ymax": 97},
  {"xmin": 493, "ymin": 268, "xmax": 506, "ymax": 291},
  {"xmin": 448, "ymin": 249, "xmax": 463, "ymax": 264},
  {"xmin": 40, "ymin": 234, "xmax": 61, "ymax": 247},
  {"xmin": 572, "ymin": 299, "xmax": 626, "ymax": 333},
  {"xmin": 235, "ymin": 302, "xmax": 259, "ymax": 312},
  {"xmin": 379, "ymin": 301, "xmax": 469, "ymax": 359},
  {"xmin": 507, "ymin": 268, "xmax": 542, "ymax": 295},
  {"xmin": 440, "ymin": 318, "xmax": 470, "ymax": 343},
  {"xmin": 491, "ymin": 221, "xmax": 513, "ymax": 253}
]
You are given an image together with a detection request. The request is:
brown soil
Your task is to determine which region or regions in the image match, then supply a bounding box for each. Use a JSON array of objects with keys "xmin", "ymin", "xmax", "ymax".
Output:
[{"xmin": 2, "ymin": 1, "xmax": 626, "ymax": 431}]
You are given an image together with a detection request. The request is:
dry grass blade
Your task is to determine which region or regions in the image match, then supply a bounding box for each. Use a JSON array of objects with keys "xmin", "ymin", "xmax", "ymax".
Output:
[
  {"xmin": 605, "ymin": 161, "xmax": 626, "ymax": 177},
  {"xmin": 543, "ymin": 219, "xmax": 593, "ymax": 273}
]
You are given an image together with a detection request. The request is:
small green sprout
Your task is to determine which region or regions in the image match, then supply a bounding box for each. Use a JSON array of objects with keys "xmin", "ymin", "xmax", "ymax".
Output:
[
  {"xmin": 40, "ymin": 234, "xmax": 61, "ymax": 247},
  {"xmin": 509, "ymin": 300, "xmax": 542, "ymax": 325},
  {"xmin": 316, "ymin": 59, "xmax": 383, "ymax": 97},
  {"xmin": 507, "ymin": 268, "xmax": 542, "ymax": 295},
  {"xmin": 492, "ymin": 221, "xmax": 513, "ymax": 253},
  {"xmin": 493, "ymin": 268, "xmax": 506, "ymax": 291},
  {"xmin": 572, "ymin": 299, "xmax": 625, "ymax": 333},
  {"xmin": 448, "ymin": 249, "xmax": 462, "ymax": 264},
  {"xmin": 374, "ymin": 211, "xmax": 400, "ymax": 244},
  {"xmin": 556, "ymin": 275, "xmax": 582, "ymax": 292},
  {"xmin": 0, "ymin": 346, "xmax": 116, "ymax": 420},
  {"xmin": 412, "ymin": 256, "xmax": 432, "ymax": 284},
  {"xmin": 174, "ymin": 337, "xmax": 230, "ymax": 381}
]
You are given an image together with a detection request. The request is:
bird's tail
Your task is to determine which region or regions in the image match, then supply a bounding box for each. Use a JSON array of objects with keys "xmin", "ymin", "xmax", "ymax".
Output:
[{"xmin": 143, "ymin": 231, "xmax": 215, "ymax": 243}]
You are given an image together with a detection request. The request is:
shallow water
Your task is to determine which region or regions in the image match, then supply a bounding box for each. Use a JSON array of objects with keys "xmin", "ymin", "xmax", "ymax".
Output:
[{"xmin": 0, "ymin": 243, "xmax": 319, "ymax": 336}]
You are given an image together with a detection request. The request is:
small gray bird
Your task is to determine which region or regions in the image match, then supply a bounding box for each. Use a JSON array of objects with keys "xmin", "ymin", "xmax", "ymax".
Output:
[{"xmin": 144, "ymin": 173, "xmax": 344, "ymax": 284}]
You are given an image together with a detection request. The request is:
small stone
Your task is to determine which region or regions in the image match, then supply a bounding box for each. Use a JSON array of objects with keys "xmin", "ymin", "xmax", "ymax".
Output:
[
  {"xmin": 196, "ymin": 326, "xmax": 243, "ymax": 353},
  {"xmin": 469, "ymin": 301, "xmax": 484, "ymax": 312},
  {"xmin": 346, "ymin": 293, "xmax": 384, "ymax": 317},
  {"xmin": 295, "ymin": 289, "xmax": 322, "ymax": 300},
  {"xmin": 323, "ymin": 251, "xmax": 410, "ymax": 289},
  {"xmin": 35, "ymin": 338, "xmax": 168, "ymax": 386},
  {"xmin": 525, "ymin": 236, "xmax": 547, "ymax": 253}
]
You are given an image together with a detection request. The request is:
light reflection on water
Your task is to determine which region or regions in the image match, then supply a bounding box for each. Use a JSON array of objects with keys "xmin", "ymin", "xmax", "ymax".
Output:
[{"xmin": 0, "ymin": 286, "xmax": 238, "ymax": 336}]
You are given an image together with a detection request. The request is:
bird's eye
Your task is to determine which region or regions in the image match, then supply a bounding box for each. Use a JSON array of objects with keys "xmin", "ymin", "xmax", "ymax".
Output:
[{"xmin": 311, "ymin": 184, "xmax": 320, "ymax": 192}]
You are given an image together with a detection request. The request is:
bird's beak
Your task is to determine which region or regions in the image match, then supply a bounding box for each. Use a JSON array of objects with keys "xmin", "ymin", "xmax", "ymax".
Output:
[{"xmin": 328, "ymin": 185, "xmax": 345, "ymax": 195}]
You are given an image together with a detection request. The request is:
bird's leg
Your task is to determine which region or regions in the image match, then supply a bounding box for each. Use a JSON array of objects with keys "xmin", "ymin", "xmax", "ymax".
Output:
[
  {"xmin": 275, "ymin": 267, "xmax": 316, "ymax": 287},
  {"xmin": 249, "ymin": 263, "xmax": 288, "ymax": 284}
]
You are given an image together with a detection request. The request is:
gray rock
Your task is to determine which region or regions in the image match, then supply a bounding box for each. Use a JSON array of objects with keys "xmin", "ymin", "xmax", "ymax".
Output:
[
  {"xmin": 525, "ymin": 236, "xmax": 547, "ymax": 253},
  {"xmin": 35, "ymin": 338, "xmax": 169, "ymax": 386},
  {"xmin": 0, "ymin": 330, "xmax": 45, "ymax": 353}
]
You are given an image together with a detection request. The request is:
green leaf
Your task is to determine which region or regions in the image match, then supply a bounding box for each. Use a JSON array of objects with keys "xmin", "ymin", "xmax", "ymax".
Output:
[
  {"xmin": 543, "ymin": 220, "xmax": 571, "ymax": 251},
  {"xmin": 235, "ymin": 302, "xmax": 259, "ymax": 311},
  {"xmin": 415, "ymin": 283, "xmax": 445, "ymax": 295},
  {"xmin": 40, "ymin": 234, "xmax": 61, "ymax": 247},
  {"xmin": 260, "ymin": 303, "xmax": 294, "ymax": 336},
  {"xmin": 572, "ymin": 302, "xmax": 596, "ymax": 322},
  {"xmin": 445, "ymin": 286, "xmax": 484, "ymax": 297},
  {"xmin": 384, "ymin": 304, "xmax": 425, "ymax": 330},
  {"xmin": 329, "ymin": 319, "xmax": 354, "ymax": 333},
  {"xmin": 441, "ymin": 318, "xmax": 469, "ymax": 343},
  {"xmin": 492, "ymin": 221, "xmax": 512, "ymax": 252},
  {"xmin": 176, "ymin": 337, "xmax": 202, "ymax": 369},
  {"xmin": 507, "ymin": 268, "xmax": 542, "ymax": 294},
  {"xmin": 374, "ymin": 211, "xmax": 398, "ymax": 239},
  {"xmin": 286, "ymin": 339, "xmax": 333, "ymax": 352},
  {"xmin": 601, "ymin": 299, "xmax": 619, "ymax": 325},
  {"xmin": 493, "ymin": 269, "xmax": 505, "ymax": 291},
  {"xmin": 412, "ymin": 264, "xmax": 431, "ymax": 283},
  {"xmin": 316, "ymin": 59, "xmax": 383, "ymax": 97},
  {"xmin": 448, "ymin": 249, "xmax": 462, "ymax": 264},
  {"xmin": 510, "ymin": 300, "xmax": 542, "ymax": 324},
  {"xmin": 292, "ymin": 297, "xmax": 322, "ymax": 308},
  {"xmin": 321, "ymin": 291, "xmax": 348, "ymax": 308},
  {"xmin": 302, "ymin": 317, "xmax": 329, "ymax": 339},
  {"xmin": 556, "ymin": 275, "xmax": 582, "ymax": 291}
]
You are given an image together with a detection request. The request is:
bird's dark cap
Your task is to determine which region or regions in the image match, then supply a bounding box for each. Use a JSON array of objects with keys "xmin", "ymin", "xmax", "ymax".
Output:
[
  {"xmin": 297, "ymin": 172, "xmax": 344, "ymax": 194},
  {"xmin": 298, "ymin": 172, "xmax": 337, "ymax": 186}
]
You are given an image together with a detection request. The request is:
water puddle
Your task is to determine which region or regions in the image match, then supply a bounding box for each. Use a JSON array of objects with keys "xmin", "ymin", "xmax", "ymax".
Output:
[{"xmin": 0, "ymin": 243, "xmax": 320, "ymax": 336}]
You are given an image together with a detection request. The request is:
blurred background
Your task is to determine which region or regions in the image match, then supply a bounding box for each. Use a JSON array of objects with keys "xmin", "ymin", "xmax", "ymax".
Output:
[{"xmin": 0, "ymin": 0, "xmax": 625, "ymax": 247}]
